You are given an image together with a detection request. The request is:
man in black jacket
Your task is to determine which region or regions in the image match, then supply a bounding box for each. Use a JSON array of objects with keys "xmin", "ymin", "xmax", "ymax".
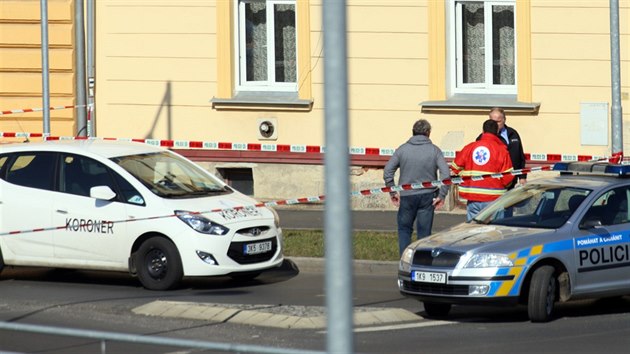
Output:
[{"xmin": 488, "ymin": 107, "xmax": 526, "ymax": 189}]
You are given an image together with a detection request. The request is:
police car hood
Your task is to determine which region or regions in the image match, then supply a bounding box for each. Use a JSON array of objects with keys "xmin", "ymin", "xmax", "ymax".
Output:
[
  {"xmin": 159, "ymin": 191, "xmax": 274, "ymax": 225},
  {"xmin": 413, "ymin": 222, "xmax": 550, "ymax": 250}
]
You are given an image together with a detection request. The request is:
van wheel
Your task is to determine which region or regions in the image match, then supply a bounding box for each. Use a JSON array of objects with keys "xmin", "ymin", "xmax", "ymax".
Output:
[
  {"xmin": 528, "ymin": 265, "xmax": 557, "ymax": 322},
  {"xmin": 135, "ymin": 237, "xmax": 183, "ymax": 291},
  {"xmin": 423, "ymin": 302, "xmax": 451, "ymax": 317}
]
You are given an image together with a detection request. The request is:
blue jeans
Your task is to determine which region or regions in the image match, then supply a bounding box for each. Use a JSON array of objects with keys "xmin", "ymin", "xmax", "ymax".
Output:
[
  {"xmin": 466, "ymin": 201, "xmax": 492, "ymax": 221},
  {"xmin": 397, "ymin": 193, "xmax": 436, "ymax": 256}
]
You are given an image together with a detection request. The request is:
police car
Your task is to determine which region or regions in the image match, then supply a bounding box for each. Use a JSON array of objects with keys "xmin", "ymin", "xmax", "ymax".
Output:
[
  {"xmin": 0, "ymin": 140, "xmax": 283, "ymax": 290},
  {"xmin": 399, "ymin": 161, "xmax": 630, "ymax": 322}
]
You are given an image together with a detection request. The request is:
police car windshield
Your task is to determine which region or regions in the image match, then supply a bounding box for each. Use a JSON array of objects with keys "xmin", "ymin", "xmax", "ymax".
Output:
[
  {"xmin": 111, "ymin": 151, "xmax": 232, "ymax": 198},
  {"xmin": 472, "ymin": 184, "xmax": 591, "ymax": 229}
]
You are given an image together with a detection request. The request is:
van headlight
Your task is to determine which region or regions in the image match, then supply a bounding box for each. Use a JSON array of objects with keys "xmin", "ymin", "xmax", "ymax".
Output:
[
  {"xmin": 267, "ymin": 207, "xmax": 281, "ymax": 228},
  {"xmin": 176, "ymin": 211, "xmax": 229, "ymax": 235},
  {"xmin": 464, "ymin": 253, "xmax": 513, "ymax": 268}
]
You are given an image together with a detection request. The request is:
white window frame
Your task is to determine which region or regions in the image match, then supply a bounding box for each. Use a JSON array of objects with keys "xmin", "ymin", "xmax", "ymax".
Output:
[
  {"xmin": 447, "ymin": 0, "xmax": 517, "ymax": 95},
  {"xmin": 235, "ymin": 0, "xmax": 298, "ymax": 92}
]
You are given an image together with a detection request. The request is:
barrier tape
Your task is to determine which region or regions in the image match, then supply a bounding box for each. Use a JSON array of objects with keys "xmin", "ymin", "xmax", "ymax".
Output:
[
  {"xmin": 0, "ymin": 105, "xmax": 87, "ymax": 116},
  {"xmin": 0, "ymin": 167, "xmax": 551, "ymax": 237},
  {"xmin": 0, "ymin": 132, "xmax": 614, "ymax": 163}
]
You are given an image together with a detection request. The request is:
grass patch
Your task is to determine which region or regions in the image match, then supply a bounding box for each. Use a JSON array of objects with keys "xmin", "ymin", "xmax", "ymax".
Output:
[{"xmin": 283, "ymin": 229, "xmax": 399, "ymax": 261}]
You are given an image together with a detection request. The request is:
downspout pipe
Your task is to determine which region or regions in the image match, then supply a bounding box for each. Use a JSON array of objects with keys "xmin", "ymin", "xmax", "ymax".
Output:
[
  {"xmin": 75, "ymin": 0, "xmax": 88, "ymax": 137},
  {"xmin": 40, "ymin": 0, "xmax": 50, "ymax": 136}
]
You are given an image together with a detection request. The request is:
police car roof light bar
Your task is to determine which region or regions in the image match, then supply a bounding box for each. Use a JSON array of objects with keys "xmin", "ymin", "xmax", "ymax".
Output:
[{"xmin": 553, "ymin": 162, "xmax": 630, "ymax": 176}]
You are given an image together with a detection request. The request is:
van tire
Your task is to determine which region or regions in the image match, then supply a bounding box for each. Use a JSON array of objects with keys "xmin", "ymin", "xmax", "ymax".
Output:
[
  {"xmin": 528, "ymin": 265, "xmax": 557, "ymax": 322},
  {"xmin": 135, "ymin": 237, "xmax": 183, "ymax": 291}
]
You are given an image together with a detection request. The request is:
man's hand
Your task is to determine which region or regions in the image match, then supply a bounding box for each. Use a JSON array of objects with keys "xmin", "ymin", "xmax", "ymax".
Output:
[
  {"xmin": 519, "ymin": 178, "xmax": 527, "ymax": 186},
  {"xmin": 433, "ymin": 197, "xmax": 445, "ymax": 210},
  {"xmin": 390, "ymin": 193, "xmax": 400, "ymax": 207}
]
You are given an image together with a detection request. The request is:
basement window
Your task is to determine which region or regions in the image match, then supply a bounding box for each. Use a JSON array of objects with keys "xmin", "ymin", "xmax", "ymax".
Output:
[{"xmin": 217, "ymin": 168, "xmax": 254, "ymax": 196}]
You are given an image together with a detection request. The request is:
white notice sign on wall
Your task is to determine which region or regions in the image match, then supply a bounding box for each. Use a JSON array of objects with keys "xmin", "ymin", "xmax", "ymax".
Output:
[{"xmin": 580, "ymin": 102, "xmax": 608, "ymax": 146}]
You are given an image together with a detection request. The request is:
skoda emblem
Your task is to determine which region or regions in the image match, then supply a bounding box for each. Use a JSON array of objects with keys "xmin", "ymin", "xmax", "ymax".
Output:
[
  {"xmin": 250, "ymin": 227, "xmax": 262, "ymax": 236},
  {"xmin": 431, "ymin": 248, "xmax": 442, "ymax": 258}
]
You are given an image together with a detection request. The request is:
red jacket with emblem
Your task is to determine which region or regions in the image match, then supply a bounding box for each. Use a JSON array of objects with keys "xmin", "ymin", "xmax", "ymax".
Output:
[{"xmin": 451, "ymin": 133, "xmax": 514, "ymax": 202}]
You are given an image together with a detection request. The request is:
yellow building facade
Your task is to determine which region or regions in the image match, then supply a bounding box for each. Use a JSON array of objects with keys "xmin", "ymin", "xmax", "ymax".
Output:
[{"xmin": 1, "ymin": 0, "xmax": 629, "ymax": 209}]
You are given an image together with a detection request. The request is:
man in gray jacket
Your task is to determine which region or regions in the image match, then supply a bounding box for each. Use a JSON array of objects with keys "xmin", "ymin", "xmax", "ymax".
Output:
[{"xmin": 383, "ymin": 119, "xmax": 450, "ymax": 255}]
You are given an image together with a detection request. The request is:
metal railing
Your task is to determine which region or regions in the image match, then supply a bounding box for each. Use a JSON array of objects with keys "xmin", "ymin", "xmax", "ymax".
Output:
[{"xmin": 0, "ymin": 321, "xmax": 324, "ymax": 354}]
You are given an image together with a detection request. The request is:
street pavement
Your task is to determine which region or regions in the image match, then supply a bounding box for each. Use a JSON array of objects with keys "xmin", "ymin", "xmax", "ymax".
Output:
[{"xmin": 138, "ymin": 209, "xmax": 467, "ymax": 328}]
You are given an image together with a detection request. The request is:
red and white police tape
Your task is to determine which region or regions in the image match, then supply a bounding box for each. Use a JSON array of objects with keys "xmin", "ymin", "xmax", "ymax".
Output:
[
  {"xmin": 0, "ymin": 167, "xmax": 550, "ymax": 237},
  {"xmin": 0, "ymin": 105, "xmax": 87, "ymax": 116},
  {"xmin": 0, "ymin": 132, "xmax": 616, "ymax": 164}
]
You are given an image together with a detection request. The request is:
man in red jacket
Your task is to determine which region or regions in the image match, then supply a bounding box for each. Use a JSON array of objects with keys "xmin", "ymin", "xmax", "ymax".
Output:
[{"xmin": 452, "ymin": 119, "xmax": 514, "ymax": 221}]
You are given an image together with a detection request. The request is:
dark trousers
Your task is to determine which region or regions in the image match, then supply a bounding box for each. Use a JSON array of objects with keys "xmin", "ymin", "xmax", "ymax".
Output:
[{"xmin": 397, "ymin": 193, "xmax": 435, "ymax": 256}]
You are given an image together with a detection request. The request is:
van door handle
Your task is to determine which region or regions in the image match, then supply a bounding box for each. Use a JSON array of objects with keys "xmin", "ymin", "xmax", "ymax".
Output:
[{"xmin": 56, "ymin": 209, "xmax": 68, "ymax": 214}]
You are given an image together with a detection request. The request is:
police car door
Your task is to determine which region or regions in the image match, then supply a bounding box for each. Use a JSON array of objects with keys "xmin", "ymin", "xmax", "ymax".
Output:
[
  {"xmin": 573, "ymin": 187, "xmax": 630, "ymax": 295},
  {"xmin": 52, "ymin": 154, "xmax": 128, "ymax": 267}
]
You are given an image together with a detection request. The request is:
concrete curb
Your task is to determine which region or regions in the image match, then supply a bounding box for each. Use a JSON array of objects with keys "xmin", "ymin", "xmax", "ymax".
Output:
[{"xmin": 133, "ymin": 300, "xmax": 422, "ymax": 329}]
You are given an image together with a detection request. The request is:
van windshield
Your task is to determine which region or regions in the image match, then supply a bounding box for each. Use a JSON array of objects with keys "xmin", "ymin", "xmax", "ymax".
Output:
[{"xmin": 111, "ymin": 151, "xmax": 232, "ymax": 198}]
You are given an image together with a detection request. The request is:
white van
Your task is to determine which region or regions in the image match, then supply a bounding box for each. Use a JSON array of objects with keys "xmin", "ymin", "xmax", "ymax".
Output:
[{"xmin": 0, "ymin": 140, "xmax": 283, "ymax": 290}]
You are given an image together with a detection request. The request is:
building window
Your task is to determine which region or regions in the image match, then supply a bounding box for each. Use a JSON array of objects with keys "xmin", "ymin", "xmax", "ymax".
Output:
[
  {"xmin": 236, "ymin": 0, "xmax": 297, "ymax": 92},
  {"xmin": 449, "ymin": 1, "xmax": 516, "ymax": 94},
  {"xmin": 218, "ymin": 168, "xmax": 254, "ymax": 196}
]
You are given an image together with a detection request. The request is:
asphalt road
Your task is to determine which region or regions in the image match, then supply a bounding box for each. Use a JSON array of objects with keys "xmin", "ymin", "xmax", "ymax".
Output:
[
  {"xmin": 276, "ymin": 209, "xmax": 465, "ymax": 232},
  {"xmin": 2, "ymin": 263, "xmax": 630, "ymax": 354}
]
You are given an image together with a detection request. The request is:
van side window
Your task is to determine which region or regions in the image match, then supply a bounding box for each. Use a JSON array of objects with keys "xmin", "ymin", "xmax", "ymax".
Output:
[
  {"xmin": 112, "ymin": 172, "xmax": 145, "ymax": 206},
  {"xmin": 60, "ymin": 154, "xmax": 116, "ymax": 197},
  {"xmin": 6, "ymin": 153, "xmax": 57, "ymax": 191}
]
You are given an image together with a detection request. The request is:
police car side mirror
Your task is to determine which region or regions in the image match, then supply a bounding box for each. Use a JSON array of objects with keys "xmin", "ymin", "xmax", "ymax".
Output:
[
  {"xmin": 580, "ymin": 219, "xmax": 602, "ymax": 229},
  {"xmin": 90, "ymin": 186, "xmax": 117, "ymax": 201}
]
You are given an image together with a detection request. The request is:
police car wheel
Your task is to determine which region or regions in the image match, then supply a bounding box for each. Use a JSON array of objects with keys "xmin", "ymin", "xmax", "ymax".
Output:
[
  {"xmin": 423, "ymin": 302, "xmax": 451, "ymax": 317},
  {"xmin": 528, "ymin": 265, "xmax": 557, "ymax": 322},
  {"xmin": 135, "ymin": 237, "xmax": 183, "ymax": 291}
]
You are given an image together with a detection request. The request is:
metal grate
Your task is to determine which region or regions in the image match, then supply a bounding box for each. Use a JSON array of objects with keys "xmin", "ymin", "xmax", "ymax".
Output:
[
  {"xmin": 412, "ymin": 250, "xmax": 462, "ymax": 267},
  {"xmin": 402, "ymin": 280, "xmax": 469, "ymax": 296}
]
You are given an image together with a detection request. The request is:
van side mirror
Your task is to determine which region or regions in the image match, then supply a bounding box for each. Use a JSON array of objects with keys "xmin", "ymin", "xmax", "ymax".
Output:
[{"xmin": 90, "ymin": 186, "xmax": 117, "ymax": 201}]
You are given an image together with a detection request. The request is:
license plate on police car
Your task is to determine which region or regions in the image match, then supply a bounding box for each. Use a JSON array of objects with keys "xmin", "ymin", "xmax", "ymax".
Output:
[
  {"xmin": 244, "ymin": 241, "xmax": 273, "ymax": 255},
  {"xmin": 412, "ymin": 271, "xmax": 447, "ymax": 284}
]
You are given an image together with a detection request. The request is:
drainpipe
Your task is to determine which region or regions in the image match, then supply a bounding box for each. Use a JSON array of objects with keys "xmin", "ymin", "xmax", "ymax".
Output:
[
  {"xmin": 86, "ymin": 0, "xmax": 95, "ymax": 136},
  {"xmin": 40, "ymin": 0, "xmax": 50, "ymax": 136},
  {"xmin": 75, "ymin": 0, "xmax": 87, "ymax": 137}
]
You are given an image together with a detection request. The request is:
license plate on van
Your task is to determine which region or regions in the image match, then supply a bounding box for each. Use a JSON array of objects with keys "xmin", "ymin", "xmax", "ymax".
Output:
[{"xmin": 244, "ymin": 241, "xmax": 273, "ymax": 255}]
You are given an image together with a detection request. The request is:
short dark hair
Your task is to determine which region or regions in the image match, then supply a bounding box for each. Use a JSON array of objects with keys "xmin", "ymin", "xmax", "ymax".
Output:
[
  {"xmin": 412, "ymin": 119, "xmax": 431, "ymax": 136},
  {"xmin": 483, "ymin": 119, "xmax": 499, "ymax": 134}
]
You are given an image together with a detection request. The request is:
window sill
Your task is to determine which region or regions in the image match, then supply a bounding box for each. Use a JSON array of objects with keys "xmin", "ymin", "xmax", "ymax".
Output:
[
  {"xmin": 420, "ymin": 94, "xmax": 540, "ymax": 114},
  {"xmin": 211, "ymin": 92, "xmax": 313, "ymax": 112}
]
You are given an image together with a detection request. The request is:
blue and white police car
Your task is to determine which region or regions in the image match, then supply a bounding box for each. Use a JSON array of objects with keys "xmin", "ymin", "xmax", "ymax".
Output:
[
  {"xmin": 0, "ymin": 140, "xmax": 283, "ymax": 290},
  {"xmin": 399, "ymin": 162, "xmax": 630, "ymax": 322}
]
